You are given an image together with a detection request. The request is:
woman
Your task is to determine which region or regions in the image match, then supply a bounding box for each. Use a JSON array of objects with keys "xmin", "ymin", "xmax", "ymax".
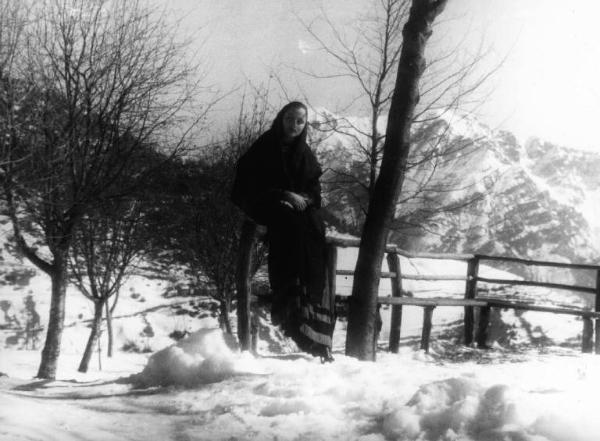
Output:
[{"xmin": 231, "ymin": 101, "xmax": 334, "ymax": 362}]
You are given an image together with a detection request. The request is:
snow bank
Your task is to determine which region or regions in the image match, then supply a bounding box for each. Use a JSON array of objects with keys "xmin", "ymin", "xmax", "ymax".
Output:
[
  {"xmin": 4, "ymin": 341, "xmax": 600, "ymax": 440},
  {"xmin": 383, "ymin": 378, "xmax": 524, "ymax": 440},
  {"xmin": 124, "ymin": 332, "xmax": 600, "ymax": 441},
  {"xmin": 133, "ymin": 328, "xmax": 264, "ymax": 387},
  {"xmin": 381, "ymin": 374, "xmax": 600, "ymax": 441}
]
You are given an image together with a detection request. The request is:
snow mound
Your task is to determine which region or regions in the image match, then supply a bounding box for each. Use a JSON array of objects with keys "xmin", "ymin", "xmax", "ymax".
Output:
[
  {"xmin": 381, "ymin": 375, "xmax": 600, "ymax": 441},
  {"xmin": 134, "ymin": 328, "xmax": 264, "ymax": 387}
]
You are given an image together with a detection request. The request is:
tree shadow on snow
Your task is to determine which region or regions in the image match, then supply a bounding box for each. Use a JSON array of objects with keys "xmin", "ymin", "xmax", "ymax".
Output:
[
  {"xmin": 256, "ymin": 353, "xmax": 315, "ymax": 362},
  {"xmin": 8, "ymin": 375, "xmax": 166, "ymax": 400}
]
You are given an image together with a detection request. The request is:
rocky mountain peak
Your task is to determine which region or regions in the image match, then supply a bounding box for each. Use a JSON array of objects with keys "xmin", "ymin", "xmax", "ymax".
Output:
[{"xmin": 313, "ymin": 108, "xmax": 600, "ymax": 290}]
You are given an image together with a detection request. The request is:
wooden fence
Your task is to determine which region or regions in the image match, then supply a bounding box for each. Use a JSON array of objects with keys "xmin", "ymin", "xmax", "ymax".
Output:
[
  {"xmin": 326, "ymin": 236, "xmax": 600, "ymax": 354},
  {"xmin": 236, "ymin": 221, "xmax": 600, "ymax": 354}
]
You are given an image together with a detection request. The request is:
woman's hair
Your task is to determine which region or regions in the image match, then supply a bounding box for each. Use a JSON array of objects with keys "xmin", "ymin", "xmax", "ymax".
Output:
[{"xmin": 271, "ymin": 101, "xmax": 309, "ymax": 144}]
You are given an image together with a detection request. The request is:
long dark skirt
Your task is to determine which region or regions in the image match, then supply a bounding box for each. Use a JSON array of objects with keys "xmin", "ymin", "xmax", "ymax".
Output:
[{"xmin": 265, "ymin": 203, "xmax": 335, "ymax": 356}]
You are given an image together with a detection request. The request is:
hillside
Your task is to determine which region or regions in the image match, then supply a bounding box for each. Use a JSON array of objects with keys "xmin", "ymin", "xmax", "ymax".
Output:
[
  {"xmin": 1, "ymin": 239, "xmax": 597, "ymax": 441},
  {"xmin": 0, "ymin": 198, "xmax": 596, "ymax": 441},
  {"xmin": 312, "ymin": 109, "xmax": 600, "ymax": 294},
  {"xmin": 0, "ymin": 230, "xmax": 589, "ymax": 367}
]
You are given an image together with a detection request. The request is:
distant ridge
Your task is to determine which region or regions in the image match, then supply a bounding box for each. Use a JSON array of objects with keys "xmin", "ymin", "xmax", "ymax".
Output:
[{"xmin": 312, "ymin": 108, "xmax": 600, "ymax": 288}]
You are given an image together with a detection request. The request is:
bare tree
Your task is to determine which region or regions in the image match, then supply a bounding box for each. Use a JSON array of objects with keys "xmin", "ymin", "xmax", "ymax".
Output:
[
  {"xmin": 0, "ymin": 0, "xmax": 207, "ymax": 379},
  {"xmin": 345, "ymin": 0, "xmax": 449, "ymax": 360},
  {"xmin": 70, "ymin": 198, "xmax": 145, "ymax": 373},
  {"xmin": 0, "ymin": 0, "xmax": 30, "ymax": 169},
  {"xmin": 300, "ymin": 0, "xmax": 409, "ymax": 196},
  {"xmin": 148, "ymin": 91, "xmax": 270, "ymax": 336},
  {"xmin": 299, "ymin": 0, "xmax": 496, "ymax": 234}
]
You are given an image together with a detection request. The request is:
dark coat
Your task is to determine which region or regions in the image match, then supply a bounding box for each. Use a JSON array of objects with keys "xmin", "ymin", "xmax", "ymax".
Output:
[
  {"xmin": 230, "ymin": 128, "xmax": 322, "ymax": 227},
  {"xmin": 231, "ymin": 127, "xmax": 326, "ymax": 289},
  {"xmin": 231, "ymin": 119, "xmax": 334, "ymax": 354}
]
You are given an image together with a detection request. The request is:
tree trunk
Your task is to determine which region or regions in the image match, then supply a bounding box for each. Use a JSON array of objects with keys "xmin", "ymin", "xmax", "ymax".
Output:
[
  {"xmin": 219, "ymin": 299, "xmax": 233, "ymax": 335},
  {"xmin": 345, "ymin": 0, "xmax": 448, "ymax": 361},
  {"xmin": 369, "ymin": 105, "xmax": 380, "ymax": 197},
  {"xmin": 105, "ymin": 299, "xmax": 114, "ymax": 357},
  {"xmin": 110, "ymin": 290, "xmax": 120, "ymax": 315},
  {"xmin": 36, "ymin": 261, "xmax": 68, "ymax": 379},
  {"xmin": 78, "ymin": 300, "xmax": 104, "ymax": 373},
  {"xmin": 236, "ymin": 219, "xmax": 256, "ymax": 349}
]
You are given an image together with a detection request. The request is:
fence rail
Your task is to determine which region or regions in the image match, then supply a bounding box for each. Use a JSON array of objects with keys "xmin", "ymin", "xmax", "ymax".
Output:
[
  {"xmin": 236, "ymin": 224, "xmax": 600, "ymax": 354},
  {"xmin": 325, "ymin": 236, "xmax": 600, "ymax": 354},
  {"xmin": 476, "ymin": 276, "xmax": 596, "ymax": 294},
  {"xmin": 477, "ymin": 254, "xmax": 600, "ymax": 271}
]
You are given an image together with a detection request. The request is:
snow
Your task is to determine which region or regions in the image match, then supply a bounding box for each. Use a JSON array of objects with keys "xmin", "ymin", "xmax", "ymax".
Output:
[
  {"xmin": 3, "ymin": 331, "xmax": 600, "ymax": 441},
  {"xmin": 2, "ymin": 242, "xmax": 600, "ymax": 440},
  {"xmin": 133, "ymin": 329, "xmax": 265, "ymax": 387}
]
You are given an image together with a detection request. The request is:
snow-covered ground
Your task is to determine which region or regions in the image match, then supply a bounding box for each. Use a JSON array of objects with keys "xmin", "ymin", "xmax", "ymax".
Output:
[
  {"xmin": 2, "ymin": 331, "xmax": 600, "ymax": 441},
  {"xmin": 1, "ymin": 246, "xmax": 598, "ymax": 441}
]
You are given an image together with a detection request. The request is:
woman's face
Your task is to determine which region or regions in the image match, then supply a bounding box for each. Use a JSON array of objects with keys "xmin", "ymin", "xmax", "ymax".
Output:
[{"xmin": 282, "ymin": 107, "xmax": 307, "ymax": 140}]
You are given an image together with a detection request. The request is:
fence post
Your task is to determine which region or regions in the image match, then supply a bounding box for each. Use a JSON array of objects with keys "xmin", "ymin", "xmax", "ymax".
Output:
[
  {"xmin": 236, "ymin": 219, "xmax": 257, "ymax": 351},
  {"xmin": 464, "ymin": 256, "xmax": 480, "ymax": 345},
  {"xmin": 374, "ymin": 304, "xmax": 382, "ymax": 358},
  {"xmin": 326, "ymin": 244, "xmax": 339, "ymax": 351},
  {"xmin": 327, "ymin": 244, "xmax": 338, "ymax": 313},
  {"xmin": 386, "ymin": 252, "xmax": 403, "ymax": 353},
  {"xmin": 251, "ymin": 315, "xmax": 258, "ymax": 355},
  {"xmin": 420, "ymin": 306, "xmax": 435, "ymax": 353},
  {"xmin": 595, "ymin": 270, "xmax": 600, "ymax": 354},
  {"xmin": 582, "ymin": 317, "xmax": 594, "ymax": 353},
  {"xmin": 476, "ymin": 306, "xmax": 491, "ymax": 348}
]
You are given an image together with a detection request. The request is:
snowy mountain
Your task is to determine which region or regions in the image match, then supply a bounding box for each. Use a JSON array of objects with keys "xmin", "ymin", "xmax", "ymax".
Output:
[{"xmin": 311, "ymin": 109, "xmax": 600, "ymax": 291}]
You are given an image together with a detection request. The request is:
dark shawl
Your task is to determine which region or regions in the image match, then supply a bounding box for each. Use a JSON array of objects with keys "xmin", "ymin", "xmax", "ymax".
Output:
[
  {"xmin": 230, "ymin": 129, "xmax": 322, "ymax": 226},
  {"xmin": 230, "ymin": 109, "xmax": 334, "ymax": 353}
]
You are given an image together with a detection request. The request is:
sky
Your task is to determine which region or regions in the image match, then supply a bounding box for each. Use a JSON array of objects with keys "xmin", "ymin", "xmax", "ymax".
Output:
[
  {"xmin": 172, "ymin": 0, "xmax": 600, "ymax": 153},
  {"xmin": 448, "ymin": 0, "xmax": 600, "ymax": 152}
]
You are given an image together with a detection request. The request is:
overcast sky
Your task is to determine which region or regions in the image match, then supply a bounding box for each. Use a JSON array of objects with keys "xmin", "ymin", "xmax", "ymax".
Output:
[{"xmin": 174, "ymin": 0, "xmax": 600, "ymax": 152}]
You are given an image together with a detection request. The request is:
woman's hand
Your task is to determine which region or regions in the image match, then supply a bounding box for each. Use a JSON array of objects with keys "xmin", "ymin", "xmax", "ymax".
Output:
[{"xmin": 283, "ymin": 191, "xmax": 308, "ymax": 211}]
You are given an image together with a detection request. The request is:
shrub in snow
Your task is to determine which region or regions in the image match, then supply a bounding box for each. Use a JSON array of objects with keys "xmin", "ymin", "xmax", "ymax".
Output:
[
  {"xmin": 168, "ymin": 330, "xmax": 189, "ymax": 341},
  {"xmin": 121, "ymin": 340, "xmax": 153, "ymax": 353}
]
